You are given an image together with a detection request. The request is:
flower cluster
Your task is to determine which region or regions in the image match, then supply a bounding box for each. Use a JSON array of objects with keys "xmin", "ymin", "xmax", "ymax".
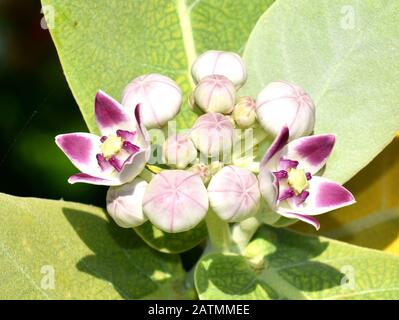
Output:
[{"xmin": 56, "ymin": 50, "xmax": 355, "ymax": 233}]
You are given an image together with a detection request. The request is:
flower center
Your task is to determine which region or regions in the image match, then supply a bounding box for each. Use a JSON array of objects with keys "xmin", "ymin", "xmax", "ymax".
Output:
[
  {"xmin": 287, "ymin": 168, "xmax": 309, "ymax": 195},
  {"xmin": 100, "ymin": 135, "xmax": 123, "ymax": 159}
]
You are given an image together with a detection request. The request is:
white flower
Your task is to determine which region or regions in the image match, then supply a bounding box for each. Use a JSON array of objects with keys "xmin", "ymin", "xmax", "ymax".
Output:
[
  {"xmin": 256, "ymin": 81, "xmax": 315, "ymax": 140},
  {"xmin": 193, "ymin": 75, "xmax": 236, "ymax": 114},
  {"xmin": 106, "ymin": 178, "xmax": 148, "ymax": 228},
  {"xmin": 191, "ymin": 50, "xmax": 247, "ymax": 88},
  {"xmin": 121, "ymin": 73, "xmax": 182, "ymax": 129}
]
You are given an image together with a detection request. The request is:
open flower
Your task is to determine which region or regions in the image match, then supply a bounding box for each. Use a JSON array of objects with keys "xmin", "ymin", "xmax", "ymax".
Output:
[
  {"xmin": 258, "ymin": 127, "xmax": 355, "ymax": 229},
  {"xmin": 56, "ymin": 90, "xmax": 150, "ymax": 185}
]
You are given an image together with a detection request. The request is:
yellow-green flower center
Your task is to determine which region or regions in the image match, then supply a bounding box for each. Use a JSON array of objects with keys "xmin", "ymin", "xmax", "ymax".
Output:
[
  {"xmin": 287, "ymin": 168, "xmax": 309, "ymax": 195},
  {"xmin": 101, "ymin": 135, "xmax": 123, "ymax": 159}
]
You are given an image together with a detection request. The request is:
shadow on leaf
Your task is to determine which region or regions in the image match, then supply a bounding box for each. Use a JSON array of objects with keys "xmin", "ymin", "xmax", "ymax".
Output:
[
  {"xmin": 63, "ymin": 207, "xmax": 186, "ymax": 300},
  {"xmin": 196, "ymin": 226, "xmax": 344, "ymax": 299}
]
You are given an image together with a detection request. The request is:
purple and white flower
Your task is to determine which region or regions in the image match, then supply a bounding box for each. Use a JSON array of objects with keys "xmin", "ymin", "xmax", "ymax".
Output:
[
  {"xmin": 56, "ymin": 90, "xmax": 150, "ymax": 186},
  {"xmin": 258, "ymin": 127, "xmax": 355, "ymax": 229}
]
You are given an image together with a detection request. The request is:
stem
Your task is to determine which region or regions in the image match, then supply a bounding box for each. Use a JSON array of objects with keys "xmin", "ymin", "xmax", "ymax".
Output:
[
  {"xmin": 231, "ymin": 217, "xmax": 262, "ymax": 253},
  {"xmin": 205, "ymin": 209, "xmax": 236, "ymax": 253}
]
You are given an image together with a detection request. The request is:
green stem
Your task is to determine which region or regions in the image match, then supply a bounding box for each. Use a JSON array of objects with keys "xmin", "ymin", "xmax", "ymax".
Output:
[
  {"xmin": 205, "ymin": 209, "xmax": 236, "ymax": 253},
  {"xmin": 231, "ymin": 217, "xmax": 262, "ymax": 253}
]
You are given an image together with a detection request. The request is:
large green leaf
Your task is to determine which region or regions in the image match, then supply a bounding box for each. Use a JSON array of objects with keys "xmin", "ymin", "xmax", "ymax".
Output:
[
  {"xmin": 0, "ymin": 193, "xmax": 193, "ymax": 299},
  {"xmin": 135, "ymin": 221, "xmax": 207, "ymax": 254},
  {"xmin": 195, "ymin": 226, "xmax": 399, "ymax": 299},
  {"xmin": 41, "ymin": 0, "xmax": 274, "ymax": 132},
  {"xmin": 242, "ymin": 0, "xmax": 399, "ymax": 184}
]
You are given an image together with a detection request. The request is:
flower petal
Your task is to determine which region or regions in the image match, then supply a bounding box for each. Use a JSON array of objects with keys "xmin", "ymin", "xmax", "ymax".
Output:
[
  {"xmin": 118, "ymin": 149, "xmax": 149, "ymax": 184},
  {"xmin": 260, "ymin": 126, "xmax": 289, "ymax": 169},
  {"xmin": 282, "ymin": 134, "xmax": 336, "ymax": 174},
  {"xmin": 143, "ymin": 170, "xmax": 208, "ymax": 233},
  {"xmin": 68, "ymin": 173, "xmax": 120, "ymax": 186},
  {"xmin": 55, "ymin": 132, "xmax": 102, "ymax": 176},
  {"xmin": 288, "ymin": 176, "xmax": 355, "ymax": 215},
  {"xmin": 95, "ymin": 90, "xmax": 135, "ymax": 136},
  {"xmin": 258, "ymin": 166, "xmax": 279, "ymax": 209},
  {"xmin": 276, "ymin": 208, "xmax": 320, "ymax": 230}
]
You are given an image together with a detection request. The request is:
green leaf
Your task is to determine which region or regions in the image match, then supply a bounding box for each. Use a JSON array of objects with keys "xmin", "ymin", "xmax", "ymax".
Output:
[
  {"xmin": 135, "ymin": 221, "xmax": 207, "ymax": 254},
  {"xmin": 195, "ymin": 226, "xmax": 399, "ymax": 299},
  {"xmin": 41, "ymin": 0, "xmax": 274, "ymax": 132},
  {"xmin": 242, "ymin": 0, "xmax": 399, "ymax": 184},
  {"xmin": 0, "ymin": 193, "xmax": 193, "ymax": 299}
]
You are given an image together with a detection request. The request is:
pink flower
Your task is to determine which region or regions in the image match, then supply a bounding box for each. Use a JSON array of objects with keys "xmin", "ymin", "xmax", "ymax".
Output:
[
  {"xmin": 258, "ymin": 127, "xmax": 355, "ymax": 230},
  {"xmin": 56, "ymin": 90, "xmax": 150, "ymax": 186}
]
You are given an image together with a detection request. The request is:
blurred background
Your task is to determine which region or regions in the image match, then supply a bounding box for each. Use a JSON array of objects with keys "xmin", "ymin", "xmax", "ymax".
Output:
[{"xmin": 0, "ymin": 0, "xmax": 106, "ymax": 206}]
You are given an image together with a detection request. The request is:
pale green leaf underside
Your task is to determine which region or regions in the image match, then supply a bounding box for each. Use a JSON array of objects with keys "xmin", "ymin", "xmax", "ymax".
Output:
[
  {"xmin": 195, "ymin": 226, "xmax": 399, "ymax": 300},
  {"xmin": 0, "ymin": 193, "xmax": 192, "ymax": 299},
  {"xmin": 135, "ymin": 221, "xmax": 207, "ymax": 254},
  {"xmin": 242, "ymin": 0, "xmax": 399, "ymax": 184},
  {"xmin": 41, "ymin": 0, "xmax": 274, "ymax": 133}
]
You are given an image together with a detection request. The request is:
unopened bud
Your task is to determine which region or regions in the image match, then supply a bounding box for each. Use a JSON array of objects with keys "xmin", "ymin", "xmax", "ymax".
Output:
[
  {"xmin": 190, "ymin": 112, "xmax": 234, "ymax": 160},
  {"xmin": 191, "ymin": 50, "xmax": 247, "ymax": 88},
  {"xmin": 121, "ymin": 73, "xmax": 182, "ymax": 129},
  {"xmin": 208, "ymin": 166, "xmax": 261, "ymax": 222},
  {"xmin": 256, "ymin": 81, "xmax": 315, "ymax": 140},
  {"xmin": 106, "ymin": 178, "xmax": 148, "ymax": 228},
  {"xmin": 193, "ymin": 75, "xmax": 236, "ymax": 114},
  {"xmin": 163, "ymin": 134, "xmax": 197, "ymax": 169},
  {"xmin": 188, "ymin": 93, "xmax": 204, "ymax": 115},
  {"xmin": 143, "ymin": 170, "xmax": 208, "ymax": 233},
  {"xmin": 232, "ymin": 96, "xmax": 256, "ymax": 128}
]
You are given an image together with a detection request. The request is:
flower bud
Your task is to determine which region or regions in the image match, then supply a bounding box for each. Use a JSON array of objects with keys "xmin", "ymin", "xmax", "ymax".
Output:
[
  {"xmin": 256, "ymin": 81, "xmax": 315, "ymax": 140},
  {"xmin": 163, "ymin": 134, "xmax": 197, "ymax": 169},
  {"xmin": 188, "ymin": 93, "xmax": 204, "ymax": 115},
  {"xmin": 106, "ymin": 178, "xmax": 148, "ymax": 228},
  {"xmin": 189, "ymin": 161, "xmax": 224, "ymax": 184},
  {"xmin": 208, "ymin": 166, "xmax": 261, "ymax": 222},
  {"xmin": 191, "ymin": 50, "xmax": 247, "ymax": 88},
  {"xmin": 143, "ymin": 170, "xmax": 208, "ymax": 233},
  {"xmin": 193, "ymin": 75, "xmax": 236, "ymax": 114},
  {"xmin": 232, "ymin": 96, "xmax": 256, "ymax": 128},
  {"xmin": 121, "ymin": 73, "xmax": 182, "ymax": 129},
  {"xmin": 190, "ymin": 112, "xmax": 234, "ymax": 160}
]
